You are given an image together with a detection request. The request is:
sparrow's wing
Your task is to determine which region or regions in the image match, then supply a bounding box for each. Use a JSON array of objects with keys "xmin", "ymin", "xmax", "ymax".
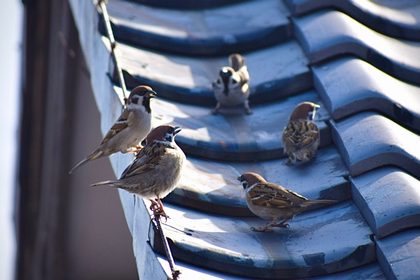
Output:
[
  {"xmin": 120, "ymin": 142, "xmax": 167, "ymax": 179},
  {"xmin": 249, "ymin": 182, "xmax": 306, "ymax": 209},
  {"xmin": 283, "ymin": 121, "xmax": 319, "ymax": 149},
  {"xmin": 100, "ymin": 109, "xmax": 134, "ymax": 145},
  {"xmin": 229, "ymin": 54, "xmax": 246, "ymax": 72},
  {"xmin": 236, "ymin": 65, "xmax": 250, "ymax": 85}
]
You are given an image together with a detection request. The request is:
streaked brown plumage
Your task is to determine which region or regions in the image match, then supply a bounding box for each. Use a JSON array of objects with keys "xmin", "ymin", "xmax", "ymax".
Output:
[
  {"xmin": 238, "ymin": 172, "xmax": 336, "ymax": 232},
  {"xmin": 69, "ymin": 85, "xmax": 157, "ymax": 174},
  {"xmin": 91, "ymin": 125, "xmax": 186, "ymax": 216},
  {"xmin": 212, "ymin": 53, "xmax": 252, "ymax": 115},
  {"xmin": 282, "ymin": 102, "xmax": 320, "ymax": 165}
]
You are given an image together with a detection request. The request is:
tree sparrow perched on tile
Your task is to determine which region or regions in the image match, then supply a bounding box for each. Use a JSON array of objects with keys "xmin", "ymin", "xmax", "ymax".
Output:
[
  {"xmin": 282, "ymin": 102, "xmax": 321, "ymax": 166},
  {"xmin": 91, "ymin": 125, "xmax": 186, "ymax": 217},
  {"xmin": 212, "ymin": 53, "xmax": 252, "ymax": 115},
  {"xmin": 238, "ymin": 172, "xmax": 336, "ymax": 232},
  {"xmin": 69, "ymin": 85, "xmax": 157, "ymax": 174}
]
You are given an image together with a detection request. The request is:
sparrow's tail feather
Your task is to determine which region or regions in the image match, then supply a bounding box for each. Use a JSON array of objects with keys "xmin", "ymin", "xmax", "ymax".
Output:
[
  {"xmin": 229, "ymin": 53, "xmax": 245, "ymax": 71},
  {"xmin": 68, "ymin": 150, "xmax": 103, "ymax": 174},
  {"xmin": 301, "ymin": 199, "xmax": 337, "ymax": 207},
  {"xmin": 90, "ymin": 180, "xmax": 120, "ymax": 187}
]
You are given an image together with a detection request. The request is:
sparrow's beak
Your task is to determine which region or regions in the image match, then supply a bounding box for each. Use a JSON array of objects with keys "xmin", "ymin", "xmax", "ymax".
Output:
[
  {"xmin": 237, "ymin": 176, "xmax": 242, "ymax": 182},
  {"xmin": 311, "ymin": 104, "xmax": 320, "ymax": 120},
  {"xmin": 147, "ymin": 90, "xmax": 157, "ymax": 98},
  {"xmin": 173, "ymin": 126, "xmax": 182, "ymax": 135}
]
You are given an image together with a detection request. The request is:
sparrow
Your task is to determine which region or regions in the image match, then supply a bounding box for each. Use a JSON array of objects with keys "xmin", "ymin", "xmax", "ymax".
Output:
[
  {"xmin": 282, "ymin": 102, "xmax": 321, "ymax": 166},
  {"xmin": 69, "ymin": 85, "xmax": 157, "ymax": 174},
  {"xmin": 212, "ymin": 53, "xmax": 252, "ymax": 115},
  {"xmin": 91, "ymin": 125, "xmax": 186, "ymax": 217},
  {"xmin": 238, "ymin": 172, "xmax": 336, "ymax": 232}
]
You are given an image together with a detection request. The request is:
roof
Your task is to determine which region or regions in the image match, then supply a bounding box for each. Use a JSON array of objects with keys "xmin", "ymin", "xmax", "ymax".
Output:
[{"xmin": 69, "ymin": 0, "xmax": 420, "ymax": 278}]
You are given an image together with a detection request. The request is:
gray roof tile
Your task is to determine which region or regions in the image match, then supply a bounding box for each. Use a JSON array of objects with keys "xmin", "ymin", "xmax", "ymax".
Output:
[
  {"xmin": 351, "ymin": 167, "xmax": 420, "ymax": 239},
  {"xmin": 284, "ymin": 0, "xmax": 420, "ymax": 40},
  {"xmin": 313, "ymin": 57, "xmax": 420, "ymax": 131},
  {"xmin": 149, "ymin": 201, "xmax": 374, "ymax": 279},
  {"xmin": 102, "ymin": 0, "xmax": 292, "ymax": 55},
  {"xmin": 166, "ymin": 145, "xmax": 350, "ymax": 216},
  {"xmin": 331, "ymin": 112, "xmax": 420, "ymax": 178},
  {"xmin": 125, "ymin": 0, "xmax": 247, "ymax": 10},
  {"xmin": 115, "ymin": 39, "xmax": 312, "ymax": 105},
  {"xmin": 151, "ymin": 90, "xmax": 330, "ymax": 161},
  {"xmin": 375, "ymin": 229, "xmax": 420, "ymax": 280},
  {"xmin": 293, "ymin": 10, "xmax": 420, "ymax": 84}
]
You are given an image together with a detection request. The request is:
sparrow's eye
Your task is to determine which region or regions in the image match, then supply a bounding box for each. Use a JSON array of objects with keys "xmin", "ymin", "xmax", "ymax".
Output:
[
  {"xmin": 131, "ymin": 95, "xmax": 140, "ymax": 104},
  {"xmin": 308, "ymin": 110, "xmax": 315, "ymax": 121},
  {"xmin": 241, "ymin": 181, "xmax": 248, "ymax": 189},
  {"xmin": 232, "ymin": 79, "xmax": 237, "ymax": 84},
  {"xmin": 217, "ymin": 79, "xmax": 221, "ymax": 84},
  {"xmin": 164, "ymin": 133, "xmax": 173, "ymax": 142}
]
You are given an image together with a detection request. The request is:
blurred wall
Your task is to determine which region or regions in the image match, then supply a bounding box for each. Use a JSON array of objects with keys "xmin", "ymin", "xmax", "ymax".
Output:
[{"xmin": 16, "ymin": 0, "xmax": 138, "ymax": 279}]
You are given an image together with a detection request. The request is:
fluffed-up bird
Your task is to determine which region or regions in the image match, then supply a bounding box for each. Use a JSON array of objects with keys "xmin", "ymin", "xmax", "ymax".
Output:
[
  {"xmin": 91, "ymin": 125, "xmax": 186, "ymax": 217},
  {"xmin": 238, "ymin": 172, "xmax": 336, "ymax": 232},
  {"xmin": 282, "ymin": 102, "xmax": 321, "ymax": 166},
  {"xmin": 69, "ymin": 85, "xmax": 157, "ymax": 174},
  {"xmin": 212, "ymin": 53, "xmax": 252, "ymax": 115}
]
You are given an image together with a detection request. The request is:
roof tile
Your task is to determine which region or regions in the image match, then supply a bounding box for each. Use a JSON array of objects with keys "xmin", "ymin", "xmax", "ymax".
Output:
[
  {"xmin": 284, "ymin": 0, "xmax": 420, "ymax": 40},
  {"xmin": 149, "ymin": 201, "xmax": 374, "ymax": 279},
  {"xmin": 331, "ymin": 112, "xmax": 420, "ymax": 178},
  {"xmin": 102, "ymin": 0, "xmax": 292, "ymax": 55},
  {"xmin": 351, "ymin": 167, "xmax": 420, "ymax": 239},
  {"xmin": 313, "ymin": 57, "xmax": 420, "ymax": 132},
  {"xmin": 375, "ymin": 229, "xmax": 420, "ymax": 280},
  {"xmin": 293, "ymin": 10, "xmax": 420, "ymax": 84}
]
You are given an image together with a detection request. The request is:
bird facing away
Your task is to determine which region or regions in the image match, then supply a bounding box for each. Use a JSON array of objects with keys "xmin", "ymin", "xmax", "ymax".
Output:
[
  {"xmin": 282, "ymin": 102, "xmax": 321, "ymax": 166},
  {"xmin": 238, "ymin": 172, "xmax": 336, "ymax": 232},
  {"xmin": 69, "ymin": 85, "xmax": 157, "ymax": 174},
  {"xmin": 91, "ymin": 125, "xmax": 186, "ymax": 217},
  {"xmin": 212, "ymin": 53, "xmax": 252, "ymax": 115}
]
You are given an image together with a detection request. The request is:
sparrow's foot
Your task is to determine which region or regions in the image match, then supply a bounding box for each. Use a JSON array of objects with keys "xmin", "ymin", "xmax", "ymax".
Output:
[
  {"xmin": 153, "ymin": 207, "xmax": 169, "ymax": 222},
  {"xmin": 271, "ymin": 218, "xmax": 291, "ymax": 228},
  {"xmin": 149, "ymin": 199, "xmax": 159, "ymax": 211},
  {"xmin": 309, "ymin": 153, "xmax": 317, "ymax": 161},
  {"xmin": 250, "ymin": 226, "xmax": 274, "ymax": 232},
  {"xmin": 283, "ymin": 158, "xmax": 293, "ymax": 166},
  {"xmin": 126, "ymin": 145, "xmax": 142, "ymax": 154},
  {"xmin": 271, "ymin": 222, "xmax": 289, "ymax": 228},
  {"xmin": 244, "ymin": 105, "xmax": 252, "ymax": 115},
  {"xmin": 151, "ymin": 198, "xmax": 169, "ymax": 221},
  {"xmin": 133, "ymin": 145, "xmax": 143, "ymax": 154},
  {"xmin": 211, "ymin": 103, "xmax": 221, "ymax": 115}
]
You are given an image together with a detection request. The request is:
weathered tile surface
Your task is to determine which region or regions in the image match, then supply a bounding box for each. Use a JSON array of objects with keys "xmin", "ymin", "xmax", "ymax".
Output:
[
  {"xmin": 149, "ymin": 201, "xmax": 374, "ymax": 279},
  {"xmin": 293, "ymin": 10, "xmax": 420, "ymax": 84},
  {"xmin": 313, "ymin": 57, "xmax": 420, "ymax": 131},
  {"xmin": 126, "ymin": 0, "xmax": 246, "ymax": 10},
  {"xmin": 165, "ymin": 145, "xmax": 350, "ymax": 216},
  {"xmin": 284, "ymin": 0, "xmax": 420, "ymax": 41},
  {"xmin": 148, "ymin": 90, "xmax": 331, "ymax": 161},
  {"xmin": 331, "ymin": 112, "xmax": 420, "ymax": 179},
  {"xmin": 351, "ymin": 167, "xmax": 420, "ymax": 239},
  {"xmin": 375, "ymin": 229, "xmax": 420, "ymax": 280},
  {"xmin": 307, "ymin": 263, "xmax": 386, "ymax": 280},
  {"xmin": 161, "ymin": 259, "xmax": 387, "ymax": 280},
  {"xmin": 102, "ymin": 0, "xmax": 292, "ymax": 55},
  {"xmin": 114, "ymin": 39, "xmax": 311, "ymax": 105}
]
